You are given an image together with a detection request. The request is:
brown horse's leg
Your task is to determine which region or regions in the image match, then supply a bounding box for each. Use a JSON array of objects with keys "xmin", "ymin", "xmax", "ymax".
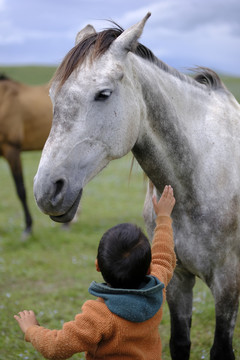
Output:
[{"xmin": 2, "ymin": 143, "xmax": 32, "ymax": 236}]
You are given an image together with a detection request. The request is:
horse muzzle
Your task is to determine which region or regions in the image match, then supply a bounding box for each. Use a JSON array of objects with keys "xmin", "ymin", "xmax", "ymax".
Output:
[
  {"xmin": 50, "ymin": 188, "xmax": 82, "ymax": 223},
  {"xmin": 33, "ymin": 170, "xmax": 83, "ymax": 223}
]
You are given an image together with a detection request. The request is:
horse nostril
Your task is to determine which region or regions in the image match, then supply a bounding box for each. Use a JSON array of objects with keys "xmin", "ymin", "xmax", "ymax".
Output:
[
  {"xmin": 50, "ymin": 179, "xmax": 66, "ymax": 207},
  {"xmin": 34, "ymin": 173, "xmax": 68, "ymax": 212},
  {"xmin": 54, "ymin": 179, "xmax": 65, "ymax": 198}
]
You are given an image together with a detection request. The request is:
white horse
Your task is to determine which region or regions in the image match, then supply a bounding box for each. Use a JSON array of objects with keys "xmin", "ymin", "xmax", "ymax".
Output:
[{"xmin": 33, "ymin": 13, "xmax": 240, "ymax": 360}]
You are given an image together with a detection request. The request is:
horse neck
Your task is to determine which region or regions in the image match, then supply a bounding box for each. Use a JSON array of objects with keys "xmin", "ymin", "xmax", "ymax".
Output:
[{"xmin": 131, "ymin": 58, "xmax": 210, "ymax": 199}]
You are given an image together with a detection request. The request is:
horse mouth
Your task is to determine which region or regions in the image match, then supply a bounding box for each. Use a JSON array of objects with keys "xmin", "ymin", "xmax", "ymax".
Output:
[{"xmin": 50, "ymin": 189, "xmax": 83, "ymax": 223}]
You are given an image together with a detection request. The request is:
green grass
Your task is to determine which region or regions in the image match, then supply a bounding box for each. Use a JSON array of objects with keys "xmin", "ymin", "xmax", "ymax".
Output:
[
  {"xmin": 0, "ymin": 66, "xmax": 240, "ymax": 360},
  {"xmin": 0, "ymin": 66, "xmax": 56, "ymax": 85},
  {"xmin": 221, "ymin": 75, "xmax": 240, "ymax": 102},
  {"xmin": 0, "ymin": 152, "xmax": 147, "ymax": 360}
]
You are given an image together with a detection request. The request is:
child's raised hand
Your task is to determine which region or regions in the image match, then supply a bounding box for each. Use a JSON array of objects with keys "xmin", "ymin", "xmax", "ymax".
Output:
[
  {"xmin": 14, "ymin": 310, "xmax": 39, "ymax": 334},
  {"xmin": 152, "ymin": 185, "xmax": 175, "ymax": 217}
]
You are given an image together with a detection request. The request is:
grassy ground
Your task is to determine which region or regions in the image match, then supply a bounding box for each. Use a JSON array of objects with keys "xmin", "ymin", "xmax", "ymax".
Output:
[
  {"xmin": 0, "ymin": 66, "xmax": 240, "ymax": 359},
  {"xmin": 0, "ymin": 66, "xmax": 56, "ymax": 84},
  {"xmin": 0, "ymin": 152, "xmax": 147, "ymax": 360}
]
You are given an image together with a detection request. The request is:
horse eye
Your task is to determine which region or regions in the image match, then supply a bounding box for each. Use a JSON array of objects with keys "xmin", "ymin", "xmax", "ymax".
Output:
[{"xmin": 95, "ymin": 89, "xmax": 112, "ymax": 101}]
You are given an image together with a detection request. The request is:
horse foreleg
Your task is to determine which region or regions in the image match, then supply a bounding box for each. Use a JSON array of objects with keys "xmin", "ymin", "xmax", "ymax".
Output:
[
  {"xmin": 167, "ymin": 268, "xmax": 196, "ymax": 360},
  {"xmin": 2, "ymin": 144, "xmax": 33, "ymax": 236},
  {"xmin": 209, "ymin": 269, "xmax": 239, "ymax": 360}
]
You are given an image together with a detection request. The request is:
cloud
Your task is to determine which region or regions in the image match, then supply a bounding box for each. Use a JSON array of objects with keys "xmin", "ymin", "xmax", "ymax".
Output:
[
  {"xmin": 0, "ymin": 0, "xmax": 5, "ymax": 11},
  {"xmin": 0, "ymin": 0, "xmax": 239, "ymax": 75},
  {"xmin": 119, "ymin": 0, "xmax": 240, "ymax": 36},
  {"xmin": 116, "ymin": 0, "xmax": 240, "ymax": 75}
]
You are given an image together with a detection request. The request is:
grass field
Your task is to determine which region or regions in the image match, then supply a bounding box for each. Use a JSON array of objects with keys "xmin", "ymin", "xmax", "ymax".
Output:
[{"xmin": 0, "ymin": 66, "xmax": 240, "ymax": 360}]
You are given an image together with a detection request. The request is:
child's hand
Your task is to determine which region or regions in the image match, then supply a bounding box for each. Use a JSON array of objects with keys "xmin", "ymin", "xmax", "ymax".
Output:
[
  {"xmin": 152, "ymin": 185, "xmax": 175, "ymax": 217},
  {"xmin": 14, "ymin": 310, "xmax": 39, "ymax": 334}
]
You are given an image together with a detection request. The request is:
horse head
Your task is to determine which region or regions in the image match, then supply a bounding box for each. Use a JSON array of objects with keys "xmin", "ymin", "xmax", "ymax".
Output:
[{"xmin": 34, "ymin": 13, "xmax": 151, "ymax": 222}]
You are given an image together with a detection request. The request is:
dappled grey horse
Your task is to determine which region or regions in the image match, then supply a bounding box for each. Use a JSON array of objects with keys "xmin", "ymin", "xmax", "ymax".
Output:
[{"xmin": 33, "ymin": 13, "xmax": 240, "ymax": 360}]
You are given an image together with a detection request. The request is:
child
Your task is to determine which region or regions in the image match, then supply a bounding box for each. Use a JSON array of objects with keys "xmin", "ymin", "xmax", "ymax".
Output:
[{"xmin": 14, "ymin": 185, "xmax": 176, "ymax": 360}]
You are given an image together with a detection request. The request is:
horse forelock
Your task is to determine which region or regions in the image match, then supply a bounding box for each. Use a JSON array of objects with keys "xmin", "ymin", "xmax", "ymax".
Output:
[
  {"xmin": 52, "ymin": 22, "xmax": 160, "ymax": 89},
  {"xmin": 52, "ymin": 25, "xmax": 123, "ymax": 88}
]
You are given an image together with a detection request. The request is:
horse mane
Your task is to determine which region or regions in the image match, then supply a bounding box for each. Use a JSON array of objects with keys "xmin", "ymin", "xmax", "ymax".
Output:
[
  {"xmin": 53, "ymin": 22, "xmax": 226, "ymax": 92},
  {"xmin": 191, "ymin": 67, "xmax": 225, "ymax": 90},
  {"xmin": 0, "ymin": 74, "xmax": 10, "ymax": 81}
]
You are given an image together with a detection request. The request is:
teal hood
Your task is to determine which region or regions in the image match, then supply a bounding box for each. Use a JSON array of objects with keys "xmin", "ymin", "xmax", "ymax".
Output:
[{"xmin": 88, "ymin": 275, "xmax": 164, "ymax": 322}]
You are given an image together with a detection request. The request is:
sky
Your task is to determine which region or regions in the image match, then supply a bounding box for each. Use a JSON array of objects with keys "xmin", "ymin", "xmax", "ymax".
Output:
[{"xmin": 0, "ymin": 0, "xmax": 240, "ymax": 76}]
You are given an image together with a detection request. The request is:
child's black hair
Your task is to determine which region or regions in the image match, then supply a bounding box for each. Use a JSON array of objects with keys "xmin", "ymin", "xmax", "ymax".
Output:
[{"xmin": 97, "ymin": 223, "xmax": 151, "ymax": 289}]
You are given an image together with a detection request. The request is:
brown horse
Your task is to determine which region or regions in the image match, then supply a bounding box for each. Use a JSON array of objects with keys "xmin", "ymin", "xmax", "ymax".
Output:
[{"xmin": 0, "ymin": 74, "xmax": 52, "ymax": 237}]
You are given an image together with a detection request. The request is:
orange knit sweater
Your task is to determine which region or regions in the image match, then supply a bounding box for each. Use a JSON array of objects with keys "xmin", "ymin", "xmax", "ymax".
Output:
[{"xmin": 25, "ymin": 216, "xmax": 176, "ymax": 359}]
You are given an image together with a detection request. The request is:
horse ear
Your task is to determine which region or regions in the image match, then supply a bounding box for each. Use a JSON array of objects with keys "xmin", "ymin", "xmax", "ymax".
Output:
[
  {"xmin": 75, "ymin": 24, "xmax": 96, "ymax": 45},
  {"xmin": 111, "ymin": 12, "xmax": 151, "ymax": 56}
]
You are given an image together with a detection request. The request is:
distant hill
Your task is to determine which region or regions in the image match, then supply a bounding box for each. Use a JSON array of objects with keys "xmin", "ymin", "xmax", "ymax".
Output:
[{"xmin": 0, "ymin": 66, "xmax": 56, "ymax": 85}]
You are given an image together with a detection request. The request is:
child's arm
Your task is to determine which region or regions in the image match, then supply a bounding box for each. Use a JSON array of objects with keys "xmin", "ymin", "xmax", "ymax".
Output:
[
  {"xmin": 152, "ymin": 185, "xmax": 175, "ymax": 218},
  {"xmin": 14, "ymin": 301, "xmax": 111, "ymax": 360},
  {"xmin": 14, "ymin": 310, "xmax": 39, "ymax": 334},
  {"xmin": 150, "ymin": 185, "xmax": 176, "ymax": 287}
]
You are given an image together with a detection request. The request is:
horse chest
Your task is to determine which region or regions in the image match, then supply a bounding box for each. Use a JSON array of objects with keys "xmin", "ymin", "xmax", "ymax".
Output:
[{"xmin": 173, "ymin": 211, "xmax": 240, "ymax": 280}]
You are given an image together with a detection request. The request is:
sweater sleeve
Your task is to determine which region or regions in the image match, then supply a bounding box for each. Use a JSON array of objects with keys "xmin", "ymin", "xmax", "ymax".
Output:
[
  {"xmin": 24, "ymin": 300, "xmax": 112, "ymax": 360},
  {"xmin": 150, "ymin": 215, "xmax": 176, "ymax": 288}
]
